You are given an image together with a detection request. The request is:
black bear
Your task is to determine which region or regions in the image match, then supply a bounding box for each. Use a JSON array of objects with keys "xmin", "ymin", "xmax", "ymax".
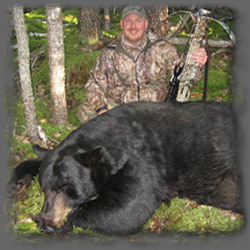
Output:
[{"xmin": 7, "ymin": 101, "xmax": 243, "ymax": 235}]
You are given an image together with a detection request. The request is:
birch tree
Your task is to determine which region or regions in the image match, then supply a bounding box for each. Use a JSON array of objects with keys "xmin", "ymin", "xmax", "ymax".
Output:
[
  {"xmin": 13, "ymin": 5, "xmax": 39, "ymax": 143},
  {"xmin": 45, "ymin": 4, "xmax": 68, "ymax": 125}
]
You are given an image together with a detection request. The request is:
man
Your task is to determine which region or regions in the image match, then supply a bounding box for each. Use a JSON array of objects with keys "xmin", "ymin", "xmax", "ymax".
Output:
[{"xmin": 77, "ymin": 5, "xmax": 207, "ymax": 123}]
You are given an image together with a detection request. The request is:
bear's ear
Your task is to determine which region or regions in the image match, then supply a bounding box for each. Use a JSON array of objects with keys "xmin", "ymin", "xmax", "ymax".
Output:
[
  {"xmin": 33, "ymin": 144, "xmax": 49, "ymax": 159},
  {"xmin": 74, "ymin": 147, "xmax": 104, "ymax": 168},
  {"xmin": 6, "ymin": 158, "xmax": 42, "ymax": 198}
]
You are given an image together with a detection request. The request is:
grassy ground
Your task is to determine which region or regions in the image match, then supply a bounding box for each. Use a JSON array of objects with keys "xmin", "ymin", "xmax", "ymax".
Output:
[{"xmin": 5, "ymin": 7, "xmax": 244, "ymax": 243}]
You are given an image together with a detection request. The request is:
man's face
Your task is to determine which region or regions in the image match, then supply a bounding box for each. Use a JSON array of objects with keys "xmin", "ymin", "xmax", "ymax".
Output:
[{"xmin": 120, "ymin": 13, "xmax": 148, "ymax": 45}]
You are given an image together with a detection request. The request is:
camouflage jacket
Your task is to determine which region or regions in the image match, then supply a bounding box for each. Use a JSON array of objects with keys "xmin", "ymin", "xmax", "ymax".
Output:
[{"xmin": 85, "ymin": 30, "xmax": 204, "ymax": 111}]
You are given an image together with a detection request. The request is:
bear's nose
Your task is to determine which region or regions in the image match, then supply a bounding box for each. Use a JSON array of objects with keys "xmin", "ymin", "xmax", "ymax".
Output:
[{"xmin": 44, "ymin": 218, "xmax": 52, "ymax": 225}]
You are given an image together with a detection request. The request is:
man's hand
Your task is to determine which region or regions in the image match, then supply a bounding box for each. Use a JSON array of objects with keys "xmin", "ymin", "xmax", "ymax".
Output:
[
  {"xmin": 192, "ymin": 48, "xmax": 208, "ymax": 67},
  {"xmin": 97, "ymin": 109, "xmax": 108, "ymax": 115},
  {"xmin": 96, "ymin": 106, "xmax": 108, "ymax": 115}
]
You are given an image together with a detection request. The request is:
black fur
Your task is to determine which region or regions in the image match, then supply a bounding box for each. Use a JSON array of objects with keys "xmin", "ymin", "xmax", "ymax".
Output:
[{"xmin": 7, "ymin": 101, "xmax": 243, "ymax": 234}]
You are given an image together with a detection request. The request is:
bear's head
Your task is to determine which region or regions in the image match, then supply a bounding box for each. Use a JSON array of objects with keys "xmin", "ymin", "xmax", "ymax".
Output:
[{"xmin": 31, "ymin": 144, "xmax": 111, "ymax": 233}]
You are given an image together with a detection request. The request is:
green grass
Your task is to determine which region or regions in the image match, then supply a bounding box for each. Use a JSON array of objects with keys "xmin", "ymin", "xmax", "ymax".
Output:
[
  {"xmin": 12, "ymin": 177, "xmax": 44, "ymax": 223},
  {"xmin": 190, "ymin": 52, "xmax": 234, "ymax": 102},
  {"xmin": 9, "ymin": 178, "xmax": 243, "ymax": 240},
  {"xmin": 143, "ymin": 199, "xmax": 243, "ymax": 235}
]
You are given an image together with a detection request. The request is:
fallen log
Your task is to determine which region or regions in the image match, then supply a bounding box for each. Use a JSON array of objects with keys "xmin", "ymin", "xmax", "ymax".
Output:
[{"xmin": 167, "ymin": 37, "xmax": 234, "ymax": 48}]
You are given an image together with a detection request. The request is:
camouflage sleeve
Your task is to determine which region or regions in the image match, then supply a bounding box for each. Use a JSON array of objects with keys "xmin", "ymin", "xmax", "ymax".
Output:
[
  {"xmin": 164, "ymin": 43, "xmax": 180, "ymax": 76},
  {"xmin": 85, "ymin": 51, "xmax": 109, "ymax": 111}
]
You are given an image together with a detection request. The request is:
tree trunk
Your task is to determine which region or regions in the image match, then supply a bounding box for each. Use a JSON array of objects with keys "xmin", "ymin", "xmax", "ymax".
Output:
[
  {"xmin": 45, "ymin": 4, "xmax": 68, "ymax": 125},
  {"xmin": 78, "ymin": 8, "xmax": 101, "ymax": 46},
  {"xmin": 146, "ymin": 6, "xmax": 169, "ymax": 37},
  {"xmin": 146, "ymin": 7, "xmax": 162, "ymax": 35},
  {"xmin": 13, "ymin": 5, "xmax": 39, "ymax": 143},
  {"xmin": 104, "ymin": 8, "xmax": 111, "ymax": 30}
]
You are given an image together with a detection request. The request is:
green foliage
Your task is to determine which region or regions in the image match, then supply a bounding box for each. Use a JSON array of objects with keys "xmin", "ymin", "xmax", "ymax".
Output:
[
  {"xmin": 24, "ymin": 8, "xmax": 46, "ymax": 20},
  {"xmin": 13, "ymin": 96, "xmax": 52, "ymax": 136},
  {"xmin": 25, "ymin": 17, "xmax": 47, "ymax": 34},
  {"xmin": 143, "ymin": 198, "xmax": 243, "ymax": 234},
  {"xmin": 31, "ymin": 50, "xmax": 49, "ymax": 87},
  {"xmin": 191, "ymin": 54, "xmax": 234, "ymax": 102},
  {"xmin": 14, "ymin": 221, "xmax": 41, "ymax": 234},
  {"xmin": 64, "ymin": 27, "xmax": 101, "ymax": 83},
  {"xmin": 207, "ymin": 20, "xmax": 232, "ymax": 41},
  {"xmin": 71, "ymin": 226, "xmax": 94, "ymax": 235},
  {"xmin": 102, "ymin": 29, "xmax": 121, "ymax": 38},
  {"xmin": 13, "ymin": 99, "xmax": 26, "ymax": 135},
  {"xmin": 10, "ymin": 177, "xmax": 44, "ymax": 233},
  {"xmin": 109, "ymin": 8, "xmax": 122, "ymax": 30},
  {"xmin": 62, "ymin": 9, "xmax": 79, "ymax": 24},
  {"xmin": 24, "ymin": 10, "xmax": 47, "ymax": 52},
  {"xmin": 169, "ymin": 13, "xmax": 186, "ymax": 26}
]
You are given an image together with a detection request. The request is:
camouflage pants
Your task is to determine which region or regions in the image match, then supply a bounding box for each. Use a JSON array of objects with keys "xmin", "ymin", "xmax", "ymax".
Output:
[{"xmin": 77, "ymin": 98, "xmax": 119, "ymax": 124}]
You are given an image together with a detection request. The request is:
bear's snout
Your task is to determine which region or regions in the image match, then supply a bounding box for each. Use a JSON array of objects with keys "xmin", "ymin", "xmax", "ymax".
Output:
[{"xmin": 37, "ymin": 191, "xmax": 73, "ymax": 231}]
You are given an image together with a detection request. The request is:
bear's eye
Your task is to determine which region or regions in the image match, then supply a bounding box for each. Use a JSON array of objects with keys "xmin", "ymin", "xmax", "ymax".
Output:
[
  {"xmin": 55, "ymin": 186, "xmax": 66, "ymax": 193},
  {"xmin": 65, "ymin": 186, "xmax": 79, "ymax": 200}
]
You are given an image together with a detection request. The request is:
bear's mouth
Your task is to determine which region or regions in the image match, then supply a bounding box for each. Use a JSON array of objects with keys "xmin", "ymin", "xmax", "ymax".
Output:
[
  {"xmin": 34, "ymin": 213, "xmax": 74, "ymax": 235},
  {"xmin": 33, "ymin": 214, "xmax": 59, "ymax": 234},
  {"xmin": 34, "ymin": 191, "xmax": 74, "ymax": 233}
]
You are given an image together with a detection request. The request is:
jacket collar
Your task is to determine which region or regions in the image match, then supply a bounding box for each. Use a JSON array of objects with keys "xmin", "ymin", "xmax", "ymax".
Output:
[{"xmin": 106, "ymin": 30, "xmax": 163, "ymax": 61}]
